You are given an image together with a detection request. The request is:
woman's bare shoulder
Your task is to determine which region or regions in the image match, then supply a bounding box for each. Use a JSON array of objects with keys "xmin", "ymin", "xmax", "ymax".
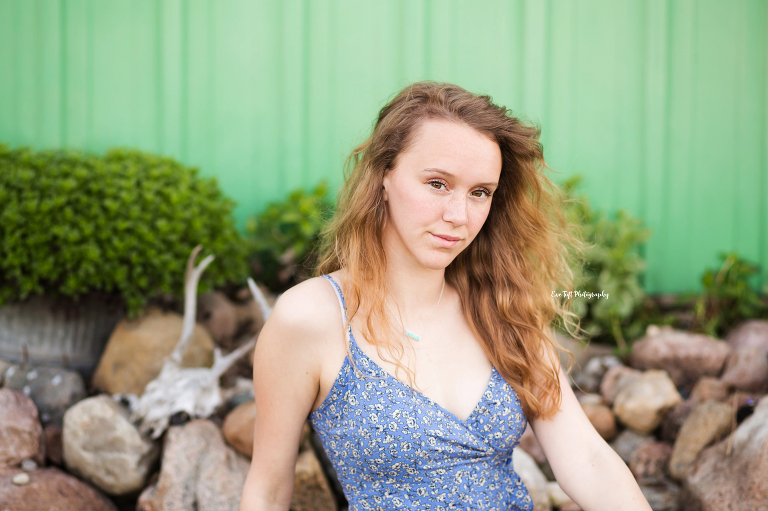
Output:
[{"xmin": 263, "ymin": 274, "xmax": 344, "ymax": 349}]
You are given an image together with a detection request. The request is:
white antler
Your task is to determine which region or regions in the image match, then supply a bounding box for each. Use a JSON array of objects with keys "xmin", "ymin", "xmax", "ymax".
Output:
[{"xmin": 116, "ymin": 246, "xmax": 272, "ymax": 439}]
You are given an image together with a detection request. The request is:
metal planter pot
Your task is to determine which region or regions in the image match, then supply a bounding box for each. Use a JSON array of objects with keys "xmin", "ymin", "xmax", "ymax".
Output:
[{"xmin": 0, "ymin": 293, "xmax": 124, "ymax": 378}]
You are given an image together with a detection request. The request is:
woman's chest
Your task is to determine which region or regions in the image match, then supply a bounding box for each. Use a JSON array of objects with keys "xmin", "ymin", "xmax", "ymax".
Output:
[{"xmin": 350, "ymin": 314, "xmax": 494, "ymax": 423}]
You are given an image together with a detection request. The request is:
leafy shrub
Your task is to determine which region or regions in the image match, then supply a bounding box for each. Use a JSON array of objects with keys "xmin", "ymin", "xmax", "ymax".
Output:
[
  {"xmin": 560, "ymin": 175, "xmax": 653, "ymax": 352},
  {"xmin": 0, "ymin": 143, "xmax": 250, "ymax": 318},
  {"xmin": 687, "ymin": 252, "xmax": 768, "ymax": 337},
  {"xmin": 246, "ymin": 181, "xmax": 335, "ymax": 293}
]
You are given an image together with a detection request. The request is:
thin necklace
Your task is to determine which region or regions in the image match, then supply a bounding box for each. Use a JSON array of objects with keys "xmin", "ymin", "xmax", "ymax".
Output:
[{"xmin": 385, "ymin": 278, "xmax": 445, "ymax": 341}]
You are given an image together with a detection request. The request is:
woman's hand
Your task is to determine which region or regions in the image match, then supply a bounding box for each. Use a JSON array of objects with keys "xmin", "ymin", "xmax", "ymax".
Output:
[{"xmin": 239, "ymin": 278, "xmax": 340, "ymax": 511}]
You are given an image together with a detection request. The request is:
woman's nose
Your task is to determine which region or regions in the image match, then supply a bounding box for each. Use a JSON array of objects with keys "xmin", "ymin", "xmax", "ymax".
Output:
[{"xmin": 442, "ymin": 193, "xmax": 468, "ymax": 226}]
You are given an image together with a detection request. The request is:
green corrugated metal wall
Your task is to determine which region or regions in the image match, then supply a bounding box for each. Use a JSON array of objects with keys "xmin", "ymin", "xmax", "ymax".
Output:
[{"xmin": 1, "ymin": 0, "xmax": 766, "ymax": 293}]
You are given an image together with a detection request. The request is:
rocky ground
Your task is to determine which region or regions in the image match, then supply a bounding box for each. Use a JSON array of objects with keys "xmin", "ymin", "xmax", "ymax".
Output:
[{"xmin": 1, "ymin": 291, "xmax": 766, "ymax": 511}]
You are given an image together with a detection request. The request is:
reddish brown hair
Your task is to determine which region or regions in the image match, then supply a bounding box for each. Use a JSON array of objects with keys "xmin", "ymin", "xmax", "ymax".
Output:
[{"xmin": 315, "ymin": 81, "xmax": 586, "ymax": 420}]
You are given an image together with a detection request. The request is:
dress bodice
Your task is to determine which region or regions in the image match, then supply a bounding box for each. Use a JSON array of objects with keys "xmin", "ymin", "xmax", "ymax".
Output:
[{"xmin": 309, "ymin": 275, "xmax": 534, "ymax": 511}]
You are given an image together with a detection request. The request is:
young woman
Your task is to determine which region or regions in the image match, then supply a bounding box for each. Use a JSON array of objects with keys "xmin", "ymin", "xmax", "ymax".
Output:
[{"xmin": 240, "ymin": 82, "xmax": 651, "ymax": 511}]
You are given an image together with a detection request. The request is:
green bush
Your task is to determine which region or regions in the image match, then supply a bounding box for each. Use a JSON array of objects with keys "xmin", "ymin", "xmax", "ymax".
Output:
[
  {"xmin": 0, "ymin": 143, "xmax": 250, "ymax": 318},
  {"xmin": 687, "ymin": 252, "xmax": 768, "ymax": 337},
  {"xmin": 246, "ymin": 181, "xmax": 335, "ymax": 293},
  {"xmin": 560, "ymin": 175, "xmax": 653, "ymax": 352}
]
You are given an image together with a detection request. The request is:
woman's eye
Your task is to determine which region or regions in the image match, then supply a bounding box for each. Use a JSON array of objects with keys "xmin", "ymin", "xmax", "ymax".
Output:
[
  {"xmin": 428, "ymin": 180, "xmax": 446, "ymax": 190},
  {"xmin": 471, "ymin": 188, "xmax": 492, "ymax": 198}
]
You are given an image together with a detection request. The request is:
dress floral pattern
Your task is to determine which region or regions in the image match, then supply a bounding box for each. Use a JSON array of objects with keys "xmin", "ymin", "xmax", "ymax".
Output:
[{"xmin": 309, "ymin": 275, "xmax": 534, "ymax": 511}]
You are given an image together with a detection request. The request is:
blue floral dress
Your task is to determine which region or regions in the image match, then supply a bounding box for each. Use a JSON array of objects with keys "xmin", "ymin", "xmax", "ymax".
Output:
[{"xmin": 308, "ymin": 275, "xmax": 534, "ymax": 511}]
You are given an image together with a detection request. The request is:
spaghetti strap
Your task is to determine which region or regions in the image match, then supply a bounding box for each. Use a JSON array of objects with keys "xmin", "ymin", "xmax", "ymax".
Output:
[{"xmin": 321, "ymin": 274, "xmax": 353, "ymax": 348}]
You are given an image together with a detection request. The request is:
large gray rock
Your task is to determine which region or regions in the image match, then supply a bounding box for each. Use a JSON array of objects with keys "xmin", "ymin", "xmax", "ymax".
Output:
[
  {"xmin": 3, "ymin": 365, "xmax": 86, "ymax": 427},
  {"xmin": 613, "ymin": 370, "xmax": 682, "ymax": 434},
  {"xmin": 137, "ymin": 419, "xmax": 250, "ymax": 511},
  {"xmin": 62, "ymin": 395, "xmax": 159, "ymax": 496},
  {"xmin": 681, "ymin": 397, "xmax": 768, "ymax": 510},
  {"xmin": 0, "ymin": 389, "xmax": 45, "ymax": 468},
  {"xmin": 0, "ymin": 467, "xmax": 117, "ymax": 511},
  {"xmin": 630, "ymin": 326, "xmax": 731, "ymax": 390},
  {"xmin": 668, "ymin": 401, "xmax": 732, "ymax": 480},
  {"xmin": 512, "ymin": 448, "xmax": 550, "ymax": 511}
]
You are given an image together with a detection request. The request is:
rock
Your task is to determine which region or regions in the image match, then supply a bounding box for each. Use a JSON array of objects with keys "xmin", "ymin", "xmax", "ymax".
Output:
[
  {"xmin": 573, "ymin": 355, "xmax": 622, "ymax": 394},
  {"xmin": 222, "ymin": 400, "xmax": 256, "ymax": 457},
  {"xmin": 512, "ymin": 448, "xmax": 551, "ymax": 511},
  {"xmin": 0, "ymin": 389, "xmax": 45, "ymax": 467},
  {"xmin": 660, "ymin": 400, "xmax": 697, "ymax": 443},
  {"xmin": 630, "ymin": 326, "xmax": 731, "ymax": 390},
  {"xmin": 600, "ymin": 365, "xmax": 642, "ymax": 405},
  {"xmin": 610, "ymin": 429, "xmax": 655, "ymax": 464},
  {"xmin": 92, "ymin": 307, "xmax": 215, "ymax": 396},
  {"xmin": 555, "ymin": 334, "xmax": 614, "ymax": 383},
  {"xmin": 12, "ymin": 472, "xmax": 30, "ymax": 485},
  {"xmin": 669, "ymin": 401, "xmax": 733, "ymax": 480},
  {"xmin": 62, "ymin": 395, "xmax": 159, "ymax": 496},
  {"xmin": 0, "ymin": 467, "xmax": 118, "ymax": 510},
  {"xmin": 545, "ymin": 481, "xmax": 574, "ymax": 508},
  {"xmin": 291, "ymin": 448, "xmax": 336, "ymax": 511},
  {"xmin": 630, "ymin": 442, "xmax": 672, "ymax": 483},
  {"xmin": 2, "ymin": 365, "xmax": 86, "ymax": 428},
  {"xmin": 0, "ymin": 358, "xmax": 11, "ymax": 385},
  {"xmin": 689, "ymin": 377, "xmax": 730, "ymax": 403},
  {"xmin": 639, "ymin": 479, "xmax": 681, "ymax": 511},
  {"xmin": 197, "ymin": 290, "xmax": 265, "ymax": 351},
  {"xmin": 576, "ymin": 393, "xmax": 603, "ymax": 406},
  {"xmin": 518, "ymin": 423, "xmax": 547, "ymax": 465},
  {"xmin": 681, "ymin": 397, "xmax": 768, "ymax": 510},
  {"xmin": 581, "ymin": 402, "xmax": 616, "ymax": 440},
  {"xmin": 614, "ymin": 370, "xmax": 682, "ymax": 434},
  {"xmin": 20, "ymin": 459, "xmax": 37, "ymax": 472},
  {"xmin": 137, "ymin": 419, "xmax": 250, "ymax": 511},
  {"xmin": 720, "ymin": 346, "xmax": 768, "ymax": 393},
  {"xmin": 44, "ymin": 424, "xmax": 63, "ymax": 465},
  {"xmin": 726, "ymin": 320, "xmax": 768, "ymax": 354}
]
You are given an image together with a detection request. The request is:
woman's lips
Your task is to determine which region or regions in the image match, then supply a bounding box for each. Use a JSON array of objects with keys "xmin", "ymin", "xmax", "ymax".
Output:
[{"xmin": 431, "ymin": 233, "xmax": 460, "ymax": 248}]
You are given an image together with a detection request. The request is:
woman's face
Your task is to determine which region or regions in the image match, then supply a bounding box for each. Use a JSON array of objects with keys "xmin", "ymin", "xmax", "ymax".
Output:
[{"xmin": 381, "ymin": 119, "xmax": 502, "ymax": 271}]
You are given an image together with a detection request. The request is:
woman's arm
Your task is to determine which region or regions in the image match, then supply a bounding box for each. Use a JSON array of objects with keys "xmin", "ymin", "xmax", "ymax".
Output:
[
  {"xmin": 528, "ymin": 328, "xmax": 652, "ymax": 511},
  {"xmin": 239, "ymin": 278, "xmax": 337, "ymax": 511}
]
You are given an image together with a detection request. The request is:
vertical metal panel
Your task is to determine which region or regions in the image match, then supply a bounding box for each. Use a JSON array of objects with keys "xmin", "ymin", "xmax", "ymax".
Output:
[{"xmin": 0, "ymin": 0, "xmax": 766, "ymax": 293}]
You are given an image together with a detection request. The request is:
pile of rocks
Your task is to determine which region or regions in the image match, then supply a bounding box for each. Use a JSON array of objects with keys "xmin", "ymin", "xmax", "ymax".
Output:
[
  {"xmin": 512, "ymin": 320, "xmax": 768, "ymax": 511},
  {"xmin": 0, "ymin": 289, "xmax": 337, "ymax": 511},
  {"xmin": 1, "ymin": 303, "xmax": 766, "ymax": 511}
]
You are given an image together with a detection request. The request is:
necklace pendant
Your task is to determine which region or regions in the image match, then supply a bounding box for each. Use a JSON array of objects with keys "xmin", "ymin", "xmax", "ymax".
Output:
[{"xmin": 405, "ymin": 330, "xmax": 421, "ymax": 341}]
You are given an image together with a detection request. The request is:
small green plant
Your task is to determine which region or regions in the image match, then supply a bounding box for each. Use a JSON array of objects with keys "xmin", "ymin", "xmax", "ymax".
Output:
[
  {"xmin": 687, "ymin": 252, "xmax": 768, "ymax": 337},
  {"xmin": 246, "ymin": 181, "xmax": 335, "ymax": 293},
  {"xmin": 560, "ymin": 175, "xmax": 653, "ymax": 353},
  {"xmin": 0, "ymin": 143, "xmax": 250, "ymax": 318}
]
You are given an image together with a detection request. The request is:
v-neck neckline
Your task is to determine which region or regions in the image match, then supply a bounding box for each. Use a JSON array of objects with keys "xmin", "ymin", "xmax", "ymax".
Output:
[
  {"xmin": 348, "ymin": 329, "xmax": 496, "ymax": 425},
  {"xmin": 323, "ymin": 273, "xmax": 496, "ymax": 425}
]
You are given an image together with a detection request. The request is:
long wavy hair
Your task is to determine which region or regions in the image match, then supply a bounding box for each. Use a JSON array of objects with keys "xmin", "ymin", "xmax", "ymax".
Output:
[{"xmin": 314, "ymin": 81, "xmax": 587, "ymax": 420}]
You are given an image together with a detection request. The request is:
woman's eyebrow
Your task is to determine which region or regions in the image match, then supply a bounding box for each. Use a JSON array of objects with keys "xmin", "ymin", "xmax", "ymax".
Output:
[{"xmin": 422, "ymin": 167, "xmax": 498, "ymax": 188}]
